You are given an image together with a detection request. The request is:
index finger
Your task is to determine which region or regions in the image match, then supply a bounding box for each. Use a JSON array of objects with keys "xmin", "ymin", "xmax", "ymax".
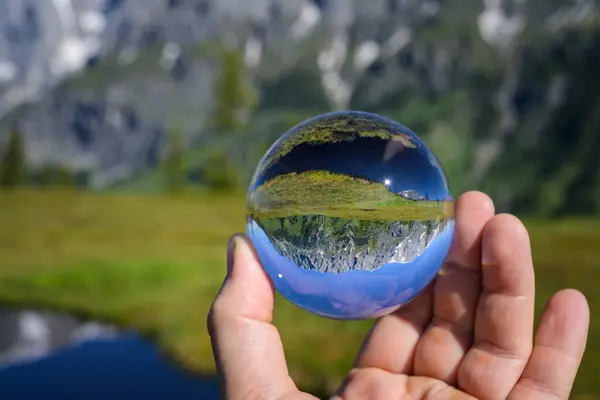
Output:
[{"xmin": 207, "ymin": 234, "xmax": 298, "ymax": 399}]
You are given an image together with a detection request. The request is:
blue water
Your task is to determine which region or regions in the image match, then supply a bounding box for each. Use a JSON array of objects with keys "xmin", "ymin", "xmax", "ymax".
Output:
[{"xmin": 0, "ymin": 334, "xmax": 220, "ymax": 399}]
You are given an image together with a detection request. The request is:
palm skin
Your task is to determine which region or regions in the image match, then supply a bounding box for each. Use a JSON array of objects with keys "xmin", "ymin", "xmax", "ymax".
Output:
[{"xmin": 208, "ymin": 192, "xmax": 589, "ymax": 400}]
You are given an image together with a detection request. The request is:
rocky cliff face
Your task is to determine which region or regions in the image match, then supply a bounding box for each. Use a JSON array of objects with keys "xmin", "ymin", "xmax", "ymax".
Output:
[
  {"xmin": 0, "ymin": 0, "xmax": 305, "ymax": 118},
  {"xmin": 0, "ymin": 0, "xmax": 106, "ymax": 118},
  {"xmin": 256, "ymin": 214, "xmax": 445, "ymax": 273},
  {"xmin": 0, "ymin": 0, "xmax": 307, "ymax": 186}
]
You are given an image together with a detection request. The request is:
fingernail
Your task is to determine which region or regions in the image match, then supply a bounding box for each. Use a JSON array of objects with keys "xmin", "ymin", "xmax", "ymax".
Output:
[{"xmin": 227, "ymin": 235, "xmax": 238, "ymax": 274}]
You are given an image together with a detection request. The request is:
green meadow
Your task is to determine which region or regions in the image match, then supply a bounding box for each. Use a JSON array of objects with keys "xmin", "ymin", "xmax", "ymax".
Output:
[
  {"xmin": 0, "ymin": 189, "xmax": 598, "ymax": 397},
  {"xmin": 250, "ymin": 170, "xmax": 452, "ymax": 221}
]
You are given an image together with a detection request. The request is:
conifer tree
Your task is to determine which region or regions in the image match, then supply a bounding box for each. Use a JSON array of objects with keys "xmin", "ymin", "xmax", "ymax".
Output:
[
  {"xmin": 0, "ymin": 128, "xmax": 26, "ymax": 189},
  {"xmin": 204, "ymin": 45, "xmax": 257, "ymax": 192},
  {"xmin": 212, "ymin": 47, "xmax": 257, "ymax": 135},
  {"xmin": 164, "ymin": 129, "xmax": 185, "ymax": 194}
]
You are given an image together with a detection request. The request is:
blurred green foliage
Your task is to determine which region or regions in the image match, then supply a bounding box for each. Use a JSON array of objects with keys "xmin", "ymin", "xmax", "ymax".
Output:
[
  {"xmin": 211, "ymin": 46, "xmax": 258, "ymax": 135},
  {"xmin": 29, "ymin": 164, "xmax": 77, "ymax": 187},
  {"xmin": 201, "ymin": 45, "xmax": 257, "ymax": 192},
  {"xmin": 201, "ymin": 149, "xmax": 240, "ymax": 193}
]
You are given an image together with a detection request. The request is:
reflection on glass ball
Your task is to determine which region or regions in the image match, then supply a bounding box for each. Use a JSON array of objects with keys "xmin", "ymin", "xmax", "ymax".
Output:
[{"xmin": 246, "ymin": 111, "xmax": 454, "ymax": 320}]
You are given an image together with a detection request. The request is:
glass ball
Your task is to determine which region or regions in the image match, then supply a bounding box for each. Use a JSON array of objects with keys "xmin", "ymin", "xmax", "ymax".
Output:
[{"xmin": 246, "ymin": 111, "xmax": 454, "ymax": 320}]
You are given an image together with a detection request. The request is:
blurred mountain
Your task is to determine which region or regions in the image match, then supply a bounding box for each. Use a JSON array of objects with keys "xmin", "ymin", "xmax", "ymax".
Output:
[
  {"xmin": 0, "ymin": 0, "xmax": 308, "ymax": 187},
  {"xmin": 0, "ymin": 0, "xmax": 599, "ymax": 215}
]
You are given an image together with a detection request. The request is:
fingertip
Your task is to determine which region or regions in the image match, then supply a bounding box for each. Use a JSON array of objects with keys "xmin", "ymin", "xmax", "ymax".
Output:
[
  {"xmin": 543, "ymin": 289, "xmax": 590, "ymax": 340},
  {"xmin": 444, "ymin": 191, "xmax": 495, "ymax": 268},
  {"xmin": 548, "ymin": 288, "xmax": 589, "ymax": 309},
  {"xmin": 456, "ymin": 191, "xmax": 495, "ymax": 215},
  {"xmin": 482, "ymin": 213, "xmax": 531, "ymax": 269},
  {"xmin": 217, "ymin": 233, "xmax": 276, "ymax": 323},
  {"xmin": 538, "ymin": 289, "xmax": 590, "ymax": 354},
  {"xmin": 487, "ymin": 213, "xmax": 529, "ymax": 238},
  {"xmin": 229, "ymin": 232, "xmax": 253, "ymax": 266},
  {"xmin": 539, "ymin": 289, "xmax": 591, "ymax": 368},
  {"xmin": 226, "ymin": 233, "xmax": 264, "ymax": 277}
]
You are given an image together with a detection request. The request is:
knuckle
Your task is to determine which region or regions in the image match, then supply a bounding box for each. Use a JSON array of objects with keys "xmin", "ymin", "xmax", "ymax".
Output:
[{"xmin": 207, "ymin": 296, "xmax": 232, "ymax": 334}]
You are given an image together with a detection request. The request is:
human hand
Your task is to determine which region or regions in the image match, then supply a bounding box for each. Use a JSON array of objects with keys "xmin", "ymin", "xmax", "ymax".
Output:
[{"xmin": 207, "ymin": 192, "xmax": 590, "ymax": 399}]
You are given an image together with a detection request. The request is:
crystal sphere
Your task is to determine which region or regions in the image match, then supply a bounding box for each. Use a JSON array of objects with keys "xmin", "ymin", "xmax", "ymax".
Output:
[{"xmin": 246, "ymin": 111, "xmax": 454, "ymax": 320}]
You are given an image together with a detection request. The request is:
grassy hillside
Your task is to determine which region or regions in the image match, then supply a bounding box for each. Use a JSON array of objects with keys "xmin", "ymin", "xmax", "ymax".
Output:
[
  {"xmin": 250, "ymin": 170, "xmax": 451, "ymax": 221},
  {"xmin": 0, "ymin": 189, "xmax": 598, "ymax": 397}
]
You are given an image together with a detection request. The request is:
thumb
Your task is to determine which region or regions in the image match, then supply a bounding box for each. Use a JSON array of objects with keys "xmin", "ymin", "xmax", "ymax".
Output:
[{"xmin": 208, "ymin": 234, "xmax": 297, "ymax": 399}]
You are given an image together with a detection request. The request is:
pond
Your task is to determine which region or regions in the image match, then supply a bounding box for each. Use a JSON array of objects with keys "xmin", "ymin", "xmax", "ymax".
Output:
[{"xmin": 0, "ymin": 309, "xmax": 220, "ymax": 399}]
